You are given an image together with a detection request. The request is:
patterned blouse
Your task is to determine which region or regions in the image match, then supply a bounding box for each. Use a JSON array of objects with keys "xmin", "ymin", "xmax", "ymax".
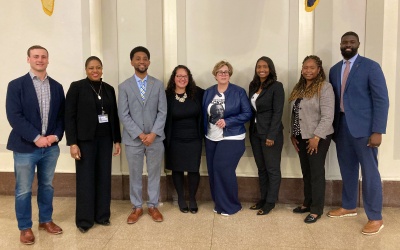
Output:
[{"xmin": 292, "ymin": 98, "xmax": 302, "ymax": 136}]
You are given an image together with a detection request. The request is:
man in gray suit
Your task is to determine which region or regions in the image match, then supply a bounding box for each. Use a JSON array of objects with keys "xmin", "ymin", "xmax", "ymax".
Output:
[{"xmin": 118, "ymin": 46, "xmax": 167, "ymax": 223}]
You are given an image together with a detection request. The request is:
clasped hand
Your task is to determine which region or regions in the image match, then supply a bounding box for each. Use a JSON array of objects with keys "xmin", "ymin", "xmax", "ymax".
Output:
[
  {"xmin": 34, "ymin": 135, "xmax": 57, "ymax": 148},
  {"xmin": 139, "ymin": 132, "xmax": 156, "ymax": 146}
]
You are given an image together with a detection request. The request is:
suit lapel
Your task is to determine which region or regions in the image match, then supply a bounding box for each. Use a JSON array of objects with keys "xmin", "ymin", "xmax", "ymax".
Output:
[
  {"xmin": 144, "ymin": 77, "xmax": 155, "ymax": 106},
  {"xmin": 25, "ymin": 74, "xmax": 41, "ymax": 115},
  {"xmin": 257, "ymin": 88, "xmax": 267, "ymax": 99},
  {"xmin": 344, "ymin": 56, "xmax": 362, "ymax": 92},
  {"xmin": 128, "ymin": 76, "xmax": 144, "ymax": 105}
]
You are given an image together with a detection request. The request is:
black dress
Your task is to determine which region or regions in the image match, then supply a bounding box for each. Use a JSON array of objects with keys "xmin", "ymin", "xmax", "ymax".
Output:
[{"xmin": 164, "ymin": 88, "xmax": 204, "ymax": 172}]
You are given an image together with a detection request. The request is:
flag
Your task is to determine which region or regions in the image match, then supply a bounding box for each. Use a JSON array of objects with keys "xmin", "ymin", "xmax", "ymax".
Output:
[
  {"xmin": 305, "ymin": 0, "xmax": 319, "ymax": 12},
  {"xmin": 41, "ymin": 0, "xmax": 55, "ymax": 16}
]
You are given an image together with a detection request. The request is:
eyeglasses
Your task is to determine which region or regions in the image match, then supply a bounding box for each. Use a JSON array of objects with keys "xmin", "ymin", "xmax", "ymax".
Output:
[
  {"xmin": 175, "ymin": 75, "xmax": 188, "ymax": 79},
  {"xmin": 216, "ymin": 71, "xmax": 230, "ymax": 76}
]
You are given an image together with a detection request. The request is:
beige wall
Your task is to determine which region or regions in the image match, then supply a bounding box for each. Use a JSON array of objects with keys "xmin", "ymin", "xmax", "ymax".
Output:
[{"xmin": 1, "ymin": 0, "xmax": 399, "ymax": 180}]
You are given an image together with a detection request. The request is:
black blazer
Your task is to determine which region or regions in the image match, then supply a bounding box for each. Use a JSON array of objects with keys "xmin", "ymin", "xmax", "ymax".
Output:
[
  {"xmin": 164, "ymin": 86, "xmax": 204, "ymax": 149},
  {"xmin": 249, "ymin": 80, "xmax": 285, "ymax": 141},
  {"xmin": 65, "ymin": 78, "xmax": 121, "ymax": 145}
]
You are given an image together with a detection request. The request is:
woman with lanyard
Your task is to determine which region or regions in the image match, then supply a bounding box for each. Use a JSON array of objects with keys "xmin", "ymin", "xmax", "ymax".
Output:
[{"xmin": 65, "ymin": 56, "xmax": 121, "ymax": 233}]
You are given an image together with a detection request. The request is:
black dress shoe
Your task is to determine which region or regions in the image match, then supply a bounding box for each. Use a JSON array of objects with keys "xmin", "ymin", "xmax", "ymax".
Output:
[
  {"xmin": 250, "ymin": 200, "xmax": 266, "ymax": 210},
  {"xmin": 179, "ymin": 207, "xmax": 189, "ymax": 213},
  {"xmin": 178, "ymin": 199, "xmax": 189, "ymax": 213},
  {"xmin": 96, "ymin": 220, "xmax": 110, "ymax": 226},
  {"xmin": 293, "ymin": 206, "xmax": 311, "ymax": 214},
  {"xmin": 78, "ymin": 226, "xmax": 89, "ymax": 233},
  {"xmin": 189, "ymin": 207, "xmax": 198, "ymax": 214},
  {"xmin": 304, "ymin": 214, "xmax": 321, "ymax": 223},
  {"xmin": 189, "ymin": 200, "xmax": 198, "ymax": 214},
  {"xmin": 257, "ymin": 203, "xmax": 275, "ymax": 215}
]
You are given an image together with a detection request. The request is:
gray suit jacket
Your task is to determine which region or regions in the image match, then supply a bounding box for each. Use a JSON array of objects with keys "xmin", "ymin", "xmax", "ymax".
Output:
[
  {"xmin": 290, "ymin": 82, "xmax": 334, "ymax": 139},
  {"xmin": 118, "ymin": 75, "xmax": 167, "ymax": 146}
]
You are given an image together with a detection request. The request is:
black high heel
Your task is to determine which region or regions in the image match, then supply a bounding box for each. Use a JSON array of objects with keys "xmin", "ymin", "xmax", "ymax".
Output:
[
  {"xmin": 293, "ymin": 206, "xmax": 311, "ymax": 214},
  {"xmin": 250, "ymin": 200, "xmax": 266, "ymax": 210},
  {"xmin": 189, "ymin": 200, "xmax": 198, "ymax": 214},
  {"xmin": 178, "ymin": 199, "xmax": 189, "ymax": 213},
  {"xmin": 257, "ymin": 203, "xmax": 275, "ymax": 215}
]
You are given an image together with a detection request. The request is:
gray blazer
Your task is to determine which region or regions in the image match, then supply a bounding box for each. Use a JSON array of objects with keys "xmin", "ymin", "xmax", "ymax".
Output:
[
  {"xmin": 118, "ymin": 75, "xmax": 167, "ymax": 146},
  {"xmin": 290, "ymin": 82, "xmax": 334, "ymax": 139}
]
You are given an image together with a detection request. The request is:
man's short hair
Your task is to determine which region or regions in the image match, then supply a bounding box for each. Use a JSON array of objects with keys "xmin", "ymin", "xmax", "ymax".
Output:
[
  {"xmin": 130, "ymin": 46, "xmax": 150, "ymax": 61},
  {"xmin": 341, "ymin": 31, "xmax": 359, "ymax": 42},
  {"xmin": 27, "ymin": 45, "xmax": 48, "ymax": 57}
]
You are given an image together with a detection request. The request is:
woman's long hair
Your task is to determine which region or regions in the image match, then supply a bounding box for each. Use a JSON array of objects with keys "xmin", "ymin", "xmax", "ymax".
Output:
[
  {"xmin": 166, "ymin": 65, "xmax": 197, "ymax": 98},
  {"xmin": 249, "ymin": 56, "xmax": 277, "ymax": 93},
  {"xmin": 288, "ymin": 55, "xmax": 326, "ymax": 102}
]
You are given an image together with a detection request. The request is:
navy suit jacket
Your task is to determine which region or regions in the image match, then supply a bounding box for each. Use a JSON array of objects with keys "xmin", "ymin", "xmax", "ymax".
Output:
[
  {"xmin": 329, "ymin": 55, "xmax": 389, "ymax": 138},
  {"xmin": 6, "ymin": 73, "xmax": 65, "ymax": 153},
  {"xmin": 202, "ymin": 83, "xmax": 252, "ymax": 137}
]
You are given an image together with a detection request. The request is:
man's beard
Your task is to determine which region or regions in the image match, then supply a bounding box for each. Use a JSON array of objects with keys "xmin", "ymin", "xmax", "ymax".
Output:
[
  {"xmin": 135, "ymin": 66, "xmax": 148, "ymax": 74},
  {"xmin": 341, "ymin": 47, "xmax": 358, "ymax": 59}
]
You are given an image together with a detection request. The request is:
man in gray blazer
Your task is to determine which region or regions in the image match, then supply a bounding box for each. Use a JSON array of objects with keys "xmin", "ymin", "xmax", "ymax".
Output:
[{"xmin": 118, "ymin": 46, "xmax": 167, "ymax": 224}]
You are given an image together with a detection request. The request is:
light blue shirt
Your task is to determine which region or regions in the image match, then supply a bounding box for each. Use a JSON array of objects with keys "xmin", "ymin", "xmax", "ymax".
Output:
[
  {"xmin": 341, "ymin": 54, "xmax": 358, "ymax": 85},
  {"xmin": 134, "ymin": 74, "xmax": 148, "ymax": 91}
]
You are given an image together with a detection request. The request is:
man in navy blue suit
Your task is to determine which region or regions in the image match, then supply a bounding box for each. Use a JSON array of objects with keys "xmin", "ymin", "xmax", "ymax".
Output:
[
  {"xmin": 327, "ymin": 32, "xmax": 389, "ymax": 235},
  {"xmin": 6, "ymin": 45, "xmax": 65, "ymax": 244}
]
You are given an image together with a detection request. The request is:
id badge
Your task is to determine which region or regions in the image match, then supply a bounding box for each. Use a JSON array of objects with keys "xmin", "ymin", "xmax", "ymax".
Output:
[{"xmin": 98, "ymin": 114, "xmax": 109, "ymax": 123}]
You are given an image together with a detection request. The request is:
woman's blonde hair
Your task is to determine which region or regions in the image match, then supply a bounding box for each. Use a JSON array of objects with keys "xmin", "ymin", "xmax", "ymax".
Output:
[
  {"xmin": 288, "ymin": 55, "xmax": 326, "ymax": 102},
  {"xmin": 212, "ymin": 60, "xmax": 233, "ymax": 76}
]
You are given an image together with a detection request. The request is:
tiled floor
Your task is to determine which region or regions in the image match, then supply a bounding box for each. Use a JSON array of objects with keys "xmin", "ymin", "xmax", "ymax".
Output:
[{"xmin": 1, "ymin": 196, "xmax": 399, "ymax": 249}]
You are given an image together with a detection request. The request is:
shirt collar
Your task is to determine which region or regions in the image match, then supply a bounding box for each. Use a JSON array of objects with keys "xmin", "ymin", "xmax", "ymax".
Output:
[
  {"xmin": 134, "ymin": 74, "xmax": 148, "ymax": 84},
  {"xmin": 29, "ymin": 71, "xmax": 48, "ymax": 81},
  {"xmin": 343, "ymin": 53, "xmax": 358, "ymax": 65}
]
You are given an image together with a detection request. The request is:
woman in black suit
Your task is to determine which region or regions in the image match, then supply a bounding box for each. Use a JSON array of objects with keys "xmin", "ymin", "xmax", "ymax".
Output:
[
  {"xmin": 65, "ymin": 56, "xmax": 121, "ymax": 233},
  {"xmin": 248, "ymin": 56, "xmax": 285, "ymax": 215},
  {"xmin": 164, "ymin": 65, "xmax": 204, "ymax": 213}
]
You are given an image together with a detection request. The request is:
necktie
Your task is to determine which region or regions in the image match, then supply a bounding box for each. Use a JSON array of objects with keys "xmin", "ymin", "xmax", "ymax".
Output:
[
  {"xmin": 139, "ymin": 80, "xmax": 146, "ymax": 102},
  {"xmin": 340, "ymin": 60, "xmax": 350, "ymax": 112}
]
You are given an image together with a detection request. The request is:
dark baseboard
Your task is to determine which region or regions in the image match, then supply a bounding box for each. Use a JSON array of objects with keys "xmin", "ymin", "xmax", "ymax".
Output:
[{"xmin": 1, "ymin": 172, "xmax": 399, "ymax": 207}]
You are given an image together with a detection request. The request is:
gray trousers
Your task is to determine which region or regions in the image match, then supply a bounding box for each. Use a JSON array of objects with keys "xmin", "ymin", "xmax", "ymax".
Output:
[{"xmin": 125, "ymin": 141, "xmax": 164, "ymax": 208}]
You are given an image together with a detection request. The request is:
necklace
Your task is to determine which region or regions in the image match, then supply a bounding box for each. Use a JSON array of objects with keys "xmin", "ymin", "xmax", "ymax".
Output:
[
  {"xmin": 175, "ymin": 92, "xmax": 187, "ymax": 102},
  {"xmin": 89, "ymin": 81, "xmax": 102, "ymax": 100}
]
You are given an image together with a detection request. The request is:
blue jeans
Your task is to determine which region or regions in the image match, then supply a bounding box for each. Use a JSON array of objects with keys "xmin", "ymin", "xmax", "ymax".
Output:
[{"xmin": 13, "ymin": 145, "xmax": 60, "ymax": 230}]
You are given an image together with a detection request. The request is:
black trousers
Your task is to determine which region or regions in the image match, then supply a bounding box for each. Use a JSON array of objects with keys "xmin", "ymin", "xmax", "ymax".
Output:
[
  {"xmin": 75, "ymin": 136, "xmax": 113, "ymax": 228},
  {"xmin": 296, "ymin": 134, "xmax": 332, "ymax": 215},
  {"xmin": 250, "ymin": 129, "xmax": 283, "ymax": 204}
]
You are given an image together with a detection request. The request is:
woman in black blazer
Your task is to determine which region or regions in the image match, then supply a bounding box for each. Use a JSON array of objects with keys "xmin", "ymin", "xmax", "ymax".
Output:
[
  {"xmin": 248, "ymin": 56, "xmax": 285, "ymax": 215},
  {"xmin": 164, "ymin": 65, "xmax": 204, "ymax": 213},
  {"xmin": 65, "ymin": 56, "xmax": 121, "ymax": 233}
]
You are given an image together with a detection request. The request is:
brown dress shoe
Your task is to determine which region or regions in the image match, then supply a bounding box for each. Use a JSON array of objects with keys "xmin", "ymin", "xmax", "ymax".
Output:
[
  {"xmin": 327, "ymin": 207, "xmax": 357, "ymax": 218},
  {"xmin": 20, "ymin": 228, "xmax": 35, "ymax": 245},
  {"xmin": 127, "ymin": 208, "xmax": 143, "ymax": 224},
  {"xmin": 38, "ymin": 221, "xmax": 63, "ymax": 235},
  {"xmin": 362, "ymin": 220, "xmax": 384, "ymax": 235},
  {"xmin": 148, "ymin": 207, "xmax": 163, "ymax": 222}
]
